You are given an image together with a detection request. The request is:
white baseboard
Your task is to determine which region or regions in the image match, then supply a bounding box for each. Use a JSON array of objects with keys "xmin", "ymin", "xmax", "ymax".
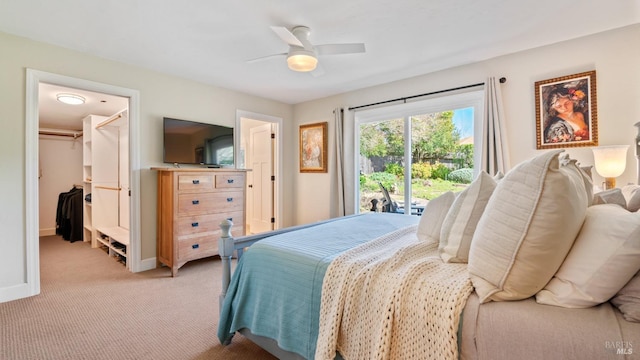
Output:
[
  {"xmin": 39, "ymin": 228, "xmax": 56, "ymax": 237},
  {"xmin": 137, "ymin": 257, "xmax": 157, "ymax": 272}
]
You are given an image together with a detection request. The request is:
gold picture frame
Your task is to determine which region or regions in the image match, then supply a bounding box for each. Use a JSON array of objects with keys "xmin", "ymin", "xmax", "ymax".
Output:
[
  {"xmin": 535, "ymin": 70, "xmax": 598, "ymax": 149},
  {"xmin": 299, "ymin": 122, "xmax": 328, "ymax": 173}
]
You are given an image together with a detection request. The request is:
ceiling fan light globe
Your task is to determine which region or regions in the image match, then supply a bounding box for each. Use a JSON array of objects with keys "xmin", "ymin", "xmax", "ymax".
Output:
[{"xmin": 287, "ymin": 53, "xmax": 317, "ymax": 72}]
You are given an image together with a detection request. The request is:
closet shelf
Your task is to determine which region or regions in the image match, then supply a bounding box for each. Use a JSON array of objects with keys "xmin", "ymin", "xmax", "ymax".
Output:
[{"xmin": 96, "ymin": 227, "xmax": 129, "ymax": 267}]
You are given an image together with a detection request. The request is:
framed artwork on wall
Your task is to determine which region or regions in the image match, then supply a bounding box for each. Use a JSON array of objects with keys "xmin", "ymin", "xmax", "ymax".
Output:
[
  {"xmin": 535, "ymin": 70, "xmax": 598, "ymax": 149},
  {"xmin": 299, "ymin": 122, "xmax": 327, "ymax": 173}
]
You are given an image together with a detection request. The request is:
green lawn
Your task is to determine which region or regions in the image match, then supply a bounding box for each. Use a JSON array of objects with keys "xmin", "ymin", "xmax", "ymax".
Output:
[{"xmin": 360, "ymin": 178, "xmax": 467, "ymax": 212}]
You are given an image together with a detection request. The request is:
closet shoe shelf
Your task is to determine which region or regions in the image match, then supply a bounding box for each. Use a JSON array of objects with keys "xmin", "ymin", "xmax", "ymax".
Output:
[{"xmin": 96, "ymin": 226, "xmax": 129, "ymax": 265}]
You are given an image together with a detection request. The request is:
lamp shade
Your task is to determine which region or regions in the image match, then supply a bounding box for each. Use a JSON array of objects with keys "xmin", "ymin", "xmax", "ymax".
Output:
[
  {"xmin": 287, "ymin": 49, "xmax": 317, "ymax": 72},
  {"xmin": 592, "ymin": 145, "xmax": 629, "ymax": 178}
]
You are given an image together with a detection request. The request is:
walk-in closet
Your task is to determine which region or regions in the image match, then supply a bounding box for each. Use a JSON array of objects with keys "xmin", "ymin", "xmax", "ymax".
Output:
[{"xmin": 38, "ymin": 82, "xmax": 130, "ymax": 269}]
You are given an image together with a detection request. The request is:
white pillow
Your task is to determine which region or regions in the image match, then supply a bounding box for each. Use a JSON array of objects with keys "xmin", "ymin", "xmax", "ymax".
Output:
[
  {"xmin": 416, "ymin": 192, "xmax": 455, "ymax": 243},
  {"xmin": 536, "ymin": 204, "xmax": 640, "ymax": 308},
  {"xmin": 592, "ymin": 188, "xmax": 627, "ymax": 208},
  {"xmin": 468, "ymin": 150, "xmax": 588, "ymax": 303},
  {"xmin": 439, "ymin": 172, "xmax": 496, "ymax": 263},
  {"xmin": 574, "ymin": 160, "xmax": 593, "ymax": 207},
  {"xmin": 622, "ymin": 185, "xmax": 640, "ymax": 212}
]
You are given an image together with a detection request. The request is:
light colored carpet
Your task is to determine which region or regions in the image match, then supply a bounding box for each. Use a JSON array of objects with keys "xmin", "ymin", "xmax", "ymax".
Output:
[{"xmin": 0, "ymin": 236, "xmax": 277, "ymax": 360}]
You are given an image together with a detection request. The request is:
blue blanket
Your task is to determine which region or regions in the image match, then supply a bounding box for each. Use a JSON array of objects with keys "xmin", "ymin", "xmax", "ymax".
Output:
[{"xmin": 217, "ymin": 213, "xmax": 420, "ymax": 359}]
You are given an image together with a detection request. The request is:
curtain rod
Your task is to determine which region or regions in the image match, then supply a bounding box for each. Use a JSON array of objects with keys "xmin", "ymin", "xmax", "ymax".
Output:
[{"xmin": 348, "ymin": 77, "xmax": 506, "ymax": 111}]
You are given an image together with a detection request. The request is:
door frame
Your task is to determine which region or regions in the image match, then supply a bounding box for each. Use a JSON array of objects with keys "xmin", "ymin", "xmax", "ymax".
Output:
[
  {"xmin": 236, "ymin": 110, "xmax": 282, "ymax": 230},
  {"xmin": 25, "ymin": 69, "xmax": 141, "ymax": 296}
]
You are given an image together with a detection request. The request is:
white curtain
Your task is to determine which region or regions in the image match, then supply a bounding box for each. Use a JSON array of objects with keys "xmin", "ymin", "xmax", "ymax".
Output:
[
  {"xmin": 481, "ymin": 77, "xmax": 510, "ymax": 175},
  {"xmin": 330, "ymin": 107, "xmax": 347, "ymax": 217}
]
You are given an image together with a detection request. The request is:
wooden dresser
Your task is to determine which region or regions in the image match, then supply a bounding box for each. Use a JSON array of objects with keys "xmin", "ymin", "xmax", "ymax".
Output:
[{"xmin": 153, "ymin": 168, "xmax": 248, "ymax": 276}]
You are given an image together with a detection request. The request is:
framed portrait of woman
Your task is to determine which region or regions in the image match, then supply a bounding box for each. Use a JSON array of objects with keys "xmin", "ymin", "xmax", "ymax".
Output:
[
  {"xmin": 535, "ymin": 70, "xmax": 598, "ymax": 149},
  {"xmin": 299, "ymin": 122, "xmax": 328, "ymax": 173}
]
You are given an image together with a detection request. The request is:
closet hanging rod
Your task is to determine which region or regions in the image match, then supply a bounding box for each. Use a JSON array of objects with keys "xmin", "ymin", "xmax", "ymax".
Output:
[
  {"xmin": 39, "ymin": 130, "xmax": 82, "ymax": 139},
  {"xmin": 95, "ymin": 185, "xmax": 121, "ymax": 191},
  {"xmin": 348, "ymin": 77, "xmax": 507, "ymax": 111},
  {"xmin": 96, "ymin": 113, "xmax": 123, "ymax": 129}
]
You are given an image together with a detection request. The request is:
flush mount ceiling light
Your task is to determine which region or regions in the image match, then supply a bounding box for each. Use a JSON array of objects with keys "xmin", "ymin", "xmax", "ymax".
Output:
[{"xmin": 57, "ymin": 93, "xmax": 85, "ymax": 105}]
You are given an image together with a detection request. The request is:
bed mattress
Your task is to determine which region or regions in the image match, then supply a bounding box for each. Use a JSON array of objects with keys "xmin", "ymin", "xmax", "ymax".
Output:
[{"xmin": 217, "ymin": 213, "xmax": 420, "ymax": 359}]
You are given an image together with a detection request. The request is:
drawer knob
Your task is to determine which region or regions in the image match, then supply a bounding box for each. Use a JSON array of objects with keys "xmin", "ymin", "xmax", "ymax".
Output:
[
  {"xmin": 226, "ymin": 197, "xmax": 233, "ymax": 202},
  {"xmin": 192, "ymin": 199, "xmax": 200, "ymax": 205},
  {"xmin": 192, "ymin": 179, "xmax": 200, "ymax": 184},
  {"xmin": 192, "ymin": 244, "xmax": 199, "ymax": 249},
  {"xmin": 227, "ymin": 179, "xmax": 234, "ymax": 184},
  {"xmin": 191, "ymin": 222, "xmax": 199, "ymax": 227}
]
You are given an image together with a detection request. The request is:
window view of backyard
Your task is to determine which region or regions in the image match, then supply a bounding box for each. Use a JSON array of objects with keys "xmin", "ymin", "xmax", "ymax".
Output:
[{"xmin": 358, "ymin": 108, "xmax": 475, "ymax": 214}]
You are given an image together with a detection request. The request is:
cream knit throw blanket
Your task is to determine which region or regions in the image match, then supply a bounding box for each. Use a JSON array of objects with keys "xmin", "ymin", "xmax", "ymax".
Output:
[{"xmin": 315, "ymin": 225, "xmax": 472, "ymax": 360}]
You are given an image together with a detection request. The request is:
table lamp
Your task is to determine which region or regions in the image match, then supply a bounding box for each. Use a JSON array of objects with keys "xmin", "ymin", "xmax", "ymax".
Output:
[{"xmin": 592, "ymin": 145, "xmax": 629, "ymax": 189}]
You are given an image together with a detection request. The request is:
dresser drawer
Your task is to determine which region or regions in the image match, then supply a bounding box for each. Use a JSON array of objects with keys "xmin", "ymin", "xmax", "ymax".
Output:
[
  {"xmin": 215, "ymin": 174, "xmax": 245, "ymax": 189},
  {"xmin": 177, "ymin": 191, "xmax": 244, "ymax": 216},
  {"xmin": 178, "ymin": 174, "xmax": 214, "ymax": 191},
  {"xmin": 176, "ymin": 211, "xmax": 244, "ymax": 236},
  {"xmin": 177, "ymin": 235, "xmax": 217, "ymax": 262}
]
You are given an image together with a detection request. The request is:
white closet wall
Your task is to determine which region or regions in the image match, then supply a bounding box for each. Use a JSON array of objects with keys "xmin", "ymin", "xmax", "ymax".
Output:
[
  {"xmin": 118, "ymin": 111, "xmax": 130, "ymax": 229},
  {"xmin": 91, "ymin": 114, "xmax": 120, "ymax": 241},
  {"xmin": 89, "ymin": 109, "xmax": 130, "ymax": 267},
  {"xmin": 38, "ymin": 135, "xmax": 83, "ymax": 236}
]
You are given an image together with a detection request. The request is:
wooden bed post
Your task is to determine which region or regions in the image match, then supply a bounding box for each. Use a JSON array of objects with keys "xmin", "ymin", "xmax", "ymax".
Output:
[{"xmin": 218, "ymin": 219, "xmax": 234, "ymax": 311}]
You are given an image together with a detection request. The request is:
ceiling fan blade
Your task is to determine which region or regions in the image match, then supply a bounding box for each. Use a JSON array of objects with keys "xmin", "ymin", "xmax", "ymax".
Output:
[
  {"xmin": 246, "ymin": 52, "xmax": 287, "ymax": 63},
  {"xmin": 310, "ymin": 63, "xmax": 325, "ymax": 77},
  {"xmin": 315, "ymin": 43, "xmax": 366, "ymax": 56},
  {"xmin": 270, "ymin": 26, "xmax": 304, "ymax": 47}
]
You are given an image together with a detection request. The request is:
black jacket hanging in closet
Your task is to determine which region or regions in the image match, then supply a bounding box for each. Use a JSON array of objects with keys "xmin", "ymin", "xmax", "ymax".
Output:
[{"xmin": 56, "ymin": 187, "xmax": 83, "ymax": 242}]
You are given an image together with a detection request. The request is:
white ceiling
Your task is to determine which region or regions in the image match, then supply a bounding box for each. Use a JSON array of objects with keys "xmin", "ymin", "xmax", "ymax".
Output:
[
  {"xmin": 3, "ymin": 1, "xmax": 639, "ymax": 128},
  {"xmin": 38, "ymin": 83, "xmax": 128, "ymax": 130}
]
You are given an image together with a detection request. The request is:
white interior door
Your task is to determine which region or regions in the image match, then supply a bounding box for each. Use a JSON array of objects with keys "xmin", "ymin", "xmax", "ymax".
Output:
[{"xmin": 248, "ymin": 123, "xmax": 273, "ymax": 233}]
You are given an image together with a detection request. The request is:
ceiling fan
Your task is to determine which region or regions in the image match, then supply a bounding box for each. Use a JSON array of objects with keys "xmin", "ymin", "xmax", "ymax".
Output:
[{"xmin": 248, "ymin": 25, "xmax": 366, "ymax": 74}]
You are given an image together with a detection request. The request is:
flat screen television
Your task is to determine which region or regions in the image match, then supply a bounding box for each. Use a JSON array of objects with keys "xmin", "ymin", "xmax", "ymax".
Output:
[{"xmin": 163, "ymin": 117, "xmax": 234, "ymax": 167}]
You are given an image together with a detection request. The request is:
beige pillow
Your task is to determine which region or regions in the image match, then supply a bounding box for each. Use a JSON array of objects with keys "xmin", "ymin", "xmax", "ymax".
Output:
[
  {"xmin": 592, "ymin": 188, "xmax": 627, "ymax": 208},
  {"xmin": 622, "ymin": 185, "xmax": 640, "ymax": 212},
  {"xmin": 439, "ymin": 172, "xmax": 496, "ymax": 263},
  {"xmin": 579, "ymin": 165, "xmax": 593, "ymax": 180},
  {"xmin": 612, "ymin": 271, "xmax": 640, "ymax": 322},
  {"xmin": 416, "ymin": 191, "xmax": 455, "ymax": 243},
  {"xmin": 536, "ymin": 204, "xmax": 640, "ymax": 308},
  {"xmin": 574, "ymin": 160, "xmax": 594, "ymax": 206},
  {"xmin": 468, "ymin": 150, "xmax": 588, "ymax": 303}
]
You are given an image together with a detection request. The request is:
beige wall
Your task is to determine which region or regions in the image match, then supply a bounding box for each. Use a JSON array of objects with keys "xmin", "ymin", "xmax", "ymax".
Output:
[
  {"xmin": 292, "ymin": 24, "xmax": 640, "ymax": 224},
  {"xmin": 0, "ymin": 31, "xmax": 294, "ymax": 291},
  {"xmin": 2, "ymin": 24, "xmax": 639, "ymax": 295}
]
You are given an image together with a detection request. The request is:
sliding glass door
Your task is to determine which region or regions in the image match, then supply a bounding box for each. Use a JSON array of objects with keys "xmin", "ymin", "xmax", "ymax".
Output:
[{"xmin": 355, "ymin": 91, "xmax": 483, "ymax": 214}]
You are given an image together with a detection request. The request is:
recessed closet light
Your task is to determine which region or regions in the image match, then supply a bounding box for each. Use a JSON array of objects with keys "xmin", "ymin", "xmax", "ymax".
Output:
[{"xmin": 57, "ymin": 93, "xmax": 85, "ymax": 105}]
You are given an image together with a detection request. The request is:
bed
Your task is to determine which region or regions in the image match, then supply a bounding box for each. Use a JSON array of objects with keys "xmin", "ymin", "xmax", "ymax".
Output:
[{"xmin": 217, "ymin": 150, "xmax": 640, "ymax": 360}]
